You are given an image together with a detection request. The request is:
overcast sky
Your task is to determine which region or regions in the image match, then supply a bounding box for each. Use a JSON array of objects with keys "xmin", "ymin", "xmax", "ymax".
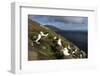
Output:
[{"xmin": 28, "ymin": 15, "xmax": 88, "ymax": 31}]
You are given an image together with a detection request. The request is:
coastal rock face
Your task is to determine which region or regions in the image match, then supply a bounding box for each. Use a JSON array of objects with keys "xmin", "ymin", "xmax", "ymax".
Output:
[{"xmin": 28, "ymin": 19, "xmax": 87, "ymax": 61}]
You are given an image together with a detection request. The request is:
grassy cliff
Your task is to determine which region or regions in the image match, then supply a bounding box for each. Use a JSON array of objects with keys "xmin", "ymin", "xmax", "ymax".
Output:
[{"xmin": 28, "ymin": 19, "xmax": 86, "ymax": 60}]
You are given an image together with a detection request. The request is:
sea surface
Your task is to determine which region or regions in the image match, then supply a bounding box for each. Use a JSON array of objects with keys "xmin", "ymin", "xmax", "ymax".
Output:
[{"xmin": 56, "ymin": 31, "xmax": 88, "ymax": 54}]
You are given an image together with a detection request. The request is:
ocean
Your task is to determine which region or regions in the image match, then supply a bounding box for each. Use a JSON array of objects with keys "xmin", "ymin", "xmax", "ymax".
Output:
[{"xmin": 56, "ymin": 31, "xmax": 88, "ymax": 54}]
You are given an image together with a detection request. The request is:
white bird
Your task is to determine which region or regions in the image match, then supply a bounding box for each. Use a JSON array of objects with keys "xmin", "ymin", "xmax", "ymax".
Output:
[
  {"xmin": 34, "ymin": 31, "xmax": 48, "ymax": 44},
  {"xmin": 35, "ymin": 34, "xmax": 41, "ymax": 44},
  {"xmin": 72, "ymin": 48, "xmax": 77, "ymax": 54},
  {"xmin": 75, "ymin": 48, "xmax": 78, "ymax": 52},
  {"xmin": 61, "ymin": 48, "xmax": 70, "ymax": 56},
  {"xmin": 57, "ymin": 38, "xmax": 62, "ymax": 47},
  {"xmin": 53, "ymin": 36, "xmax": 57, "ymax": 40},
  {"xmin": 67, "ymin": 45, "xmax": 71, "ymax": 50},
  {"xmin": 72, "ymin": 51, "xmax": 75, "ymax": 54},
  {"xmin": 40, "ymin": 31, "xmax": 48, "ymax": 37},
  {"xmin": 79, "ymin": 54, "xmax": 83, "ymax": 58}
]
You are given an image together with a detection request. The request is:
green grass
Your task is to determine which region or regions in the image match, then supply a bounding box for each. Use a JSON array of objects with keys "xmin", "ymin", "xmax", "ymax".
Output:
[{"xmin": 28, "ymin": 19, "xmax": 82, "ymax": 60}]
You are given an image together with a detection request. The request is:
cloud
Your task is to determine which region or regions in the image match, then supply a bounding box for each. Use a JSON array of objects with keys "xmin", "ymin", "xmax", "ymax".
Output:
[{"xmin": 28, "ymin": 15, "xmax": 88, "ymax": 31}]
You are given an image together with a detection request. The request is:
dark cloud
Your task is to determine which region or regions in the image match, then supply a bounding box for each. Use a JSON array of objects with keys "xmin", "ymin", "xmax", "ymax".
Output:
[{"xmin": 28, "ymin": 15, "xmax": 88, "ymax": 31}]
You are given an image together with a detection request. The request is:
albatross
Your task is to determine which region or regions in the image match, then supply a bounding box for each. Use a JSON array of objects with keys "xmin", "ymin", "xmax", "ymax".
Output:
[{"xmin": 34, "ymin": 31, "xmax": 48, "ymax": 44}]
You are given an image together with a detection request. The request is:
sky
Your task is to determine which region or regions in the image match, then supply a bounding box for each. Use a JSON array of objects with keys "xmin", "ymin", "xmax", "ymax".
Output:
[{"xmin": 28, "ymin": 15, "xmax": 88, "ymax": 31}]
